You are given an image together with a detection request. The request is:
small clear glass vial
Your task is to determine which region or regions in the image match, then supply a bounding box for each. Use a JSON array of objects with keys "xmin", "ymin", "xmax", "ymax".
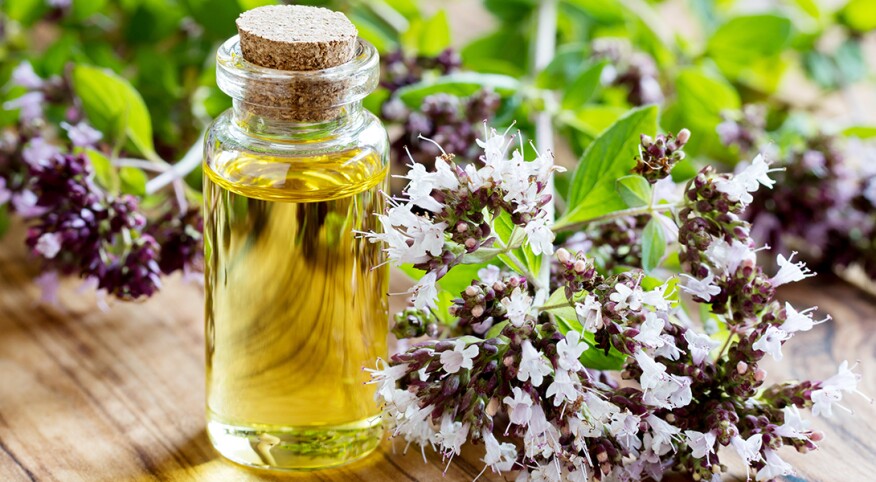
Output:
[{"xmin": 202, "ymin": 6, "xmax": 388, "ymax": 471}]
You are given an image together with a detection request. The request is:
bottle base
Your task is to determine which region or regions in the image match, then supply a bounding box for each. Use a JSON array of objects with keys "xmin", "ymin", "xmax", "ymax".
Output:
[{"xmin": 207, "ymin": 414, "xmax": 384, "ymax": 471}]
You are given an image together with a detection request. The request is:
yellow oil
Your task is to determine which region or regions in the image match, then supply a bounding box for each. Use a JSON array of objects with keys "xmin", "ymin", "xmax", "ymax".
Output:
[{"xmin": 203, "ymin": 147, "xmax": 388, "ymax": 470}]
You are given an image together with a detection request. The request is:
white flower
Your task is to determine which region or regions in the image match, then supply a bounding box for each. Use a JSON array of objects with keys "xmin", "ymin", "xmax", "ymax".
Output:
[
  {"xmin": 524, "ymin": 214, "xmax": 555, "ymax": 256},
  {"xmin": 714, "ymin": 176, "xmax": 753, "ymax": 204},
  {"xmin": 653, "ymin": 334, "xmax": 682, "ymax": 361},
  {"xmin": 436, "ymin": 413, "xmax": 470, "ymax": 456},
  {"xmin": 501, "ymin": 287, "xmax": 532, "ymax": 327},
  {"xmin": 477, "ymin": 126, "xmax": 514, "ymax": 169},
  {"xmin": 478, "ymin": 265, "xmax": 501, "ymax": 285},
  {"xmin": 773, "ymin": 405, "xmax": 811, "ymax": 439},
  {"xmin": 503, "ymin": 387, "xmax": 533, "ymax": 426},
  {"xmin": 770, "ymin": 252, "xmax": 814, "ymax": 287},
  {"xmin": 4, "ymin": 91, "xmax": 45, "ymax": 123},
  {"xmin": 811, "ymin": 361, "xmax": 868, "ymax": 417},
  {"xmin": 752, "ymin": 325, "xmax": 790, "ymax": 361},
  {"xmin": 61, "ymin": 121, "xmax": 103, "ymax": 148},
  {"xmin": 636, "ymin": 350, "xmax": 669, "ymax": 392},
  {"xmin": 482, "ymin": 430, "xmax": 517, "ymax": 472},
  {"xmin": 633, "ymin": 312, "xmax": 667, "ymax": 349},
  {"xmin": 400, "ymin": 162, "xmax": 444, "ymax": 212},
  {"xmin": 22, "ymin": 138, "xmax": 60, "ymax": 169},
  {"xmin": 705, "ymin": 238, "xmax": 754, "ymax": 275},
  {"xmin": 34, "ymin": 232, "xmax": 62, "ymax": 259},
  {"xmin": 546, "ymin": 369, "xmax": 579, "ymax": 406},
  {"xmin": 370, "ymin": 202, "xmax": 447, "ymax": 266},
  {"xmin": 518, "ymin": 340, "xmax": 552, "ymax": 387},
  {"xmin": 641, "ymin": 284, "xmax": 671, "ymax": 311},
  {"xmin": 756, "ymin": 449, "xmax": 794, "ymax": 481},
  {"xmin": 636, "ymin": 351, "xmax": 693, "ymax": 408},
  {"xmin": 365, "ymin": 359, "xmax": 409, "ymax": 402},
  {"xmin": 782, "ymin": 302, "xmax": 829, "ymax": 333},
  {"xmin": 432, "ymin": 155, "xmax": 460, "ymax": 191},
  {"xmin": 679, "ymin": 268, "xmax": 722, "ymax": 301},
  {"xmin": 439, "ymin": 339, "xmax": 479, "ymax": 374},
  {"xmin": 12, "ymin": 190, "xmax": 47, "ymax": 218},
  {"xmin": 411, "ymin": 272, "xmax": 439, "ymax": 310},
  {"xmin": 555, "ymin": 330, "xmax": 588, "ymax": 371},
  {"xmin": 684, "ymin": 430, "xmax": 716, "ymax": 459},
  {"xmin": 10, "ymin": 61, "xmax": 43, "ymax": 89},
  {"xmin": 738, "ymin": 154, "xmax": 781, "ymax": 191},
  {"xmin": 730, "ymin": 434, "xmax": 763, "ymax": 466},
  {"xmin": 683, "ymin": 330, "xmax": 719, "ymax": 365},
  {"xmin": 608, "ymin": 411, "xmax": 642, "ymax": 454},
  {"xmin": 575, "ymin": 295, "xmax": 604, "ymax": 332},
  {"xmin": 609, "ymin": 283, "xmax": 643, "ymax": 311},
  {"xmin": 646, "ymin": 414, "xmax": 680, "ymax": 455}
]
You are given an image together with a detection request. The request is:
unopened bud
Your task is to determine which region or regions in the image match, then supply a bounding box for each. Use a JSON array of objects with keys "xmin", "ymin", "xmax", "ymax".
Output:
[
  {"xmin": 556, "ymin": 247, "xmax": 571, "ymax": 264},
  {"xmin": 492, "ymin": 281, "xmax": 506, "ymax": 292},
  {"xmin": 676, "ymin": 128, "xmax": 691, "ymax": 144},
  {"xmin": 811, "ymin": 431, "xmax": 824, "ymax": 442},
  {"xmin": 486, "ymin": 397, "xmax": 499, "ymax": 417},
  {"xmin": 737, "ymin": 361, "xmax": 748, "ymax": 375},
  {"xmin": 693, "ymin": 473, "xmax": 702, "ymax": 481},
  {"xmin": 465, "ymin": 237, "xmax": 477, "ymax": 250},
  {"xmin": 465, "ymin": 286, "xmax": 479, "ymax": 297},
  {"xmin": 712, "ymin": 464, "xmax": 721, "ymax": 474},
  {"xmin": 456, "ymin": 222, "xmax": 468, "ymax": 233},
  {"xmin": 573, "ymin": 260, "xmax": 587, "ymax": 273},
  {"xmin": 471, "ymin": 305, "xmax": 485, "ymax": 318},
  {"xmin": 596, "ymin": 451, "xmax": 608, "ymax": 463},
  {"xmin": 754, "ymin": 368, "xmax": 767, "ymax": 382},
  {"xmin": 640, "ymin": 134, "xmax": 653, "ymax": 146}
]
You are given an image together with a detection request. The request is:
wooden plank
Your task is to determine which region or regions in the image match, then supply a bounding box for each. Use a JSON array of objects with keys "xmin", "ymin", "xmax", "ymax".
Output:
[{"xmin": 0, "ymin": 225, "xmax": 874, "ymax": 481}]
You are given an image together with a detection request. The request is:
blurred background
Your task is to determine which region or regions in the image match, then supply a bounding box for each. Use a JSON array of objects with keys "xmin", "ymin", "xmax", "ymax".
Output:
[{"xmin": 1, "ymin": 0, "xmax": 875, "ymax": 297}]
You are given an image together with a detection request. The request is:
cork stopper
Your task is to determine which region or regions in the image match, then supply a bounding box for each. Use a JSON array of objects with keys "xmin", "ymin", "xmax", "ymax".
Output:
[
  {"xmin": 228, "ymin": 6, "xmax": 362, "ymax": 123},
  {"xmin": 236, "ymin": 5, "xmax": 358, "ymax": 71}
]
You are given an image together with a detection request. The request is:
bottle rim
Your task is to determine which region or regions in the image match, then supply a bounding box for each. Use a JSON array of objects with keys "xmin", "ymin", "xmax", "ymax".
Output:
[{"xmin": 216, "ymin": 35, "xmax": 379, "ymax": 109}]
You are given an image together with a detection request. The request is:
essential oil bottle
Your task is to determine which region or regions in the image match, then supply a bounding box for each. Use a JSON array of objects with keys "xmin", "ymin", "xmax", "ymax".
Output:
[{"xmin": 202, "ymin": 5, "xmax": 388, "ymax": 470}]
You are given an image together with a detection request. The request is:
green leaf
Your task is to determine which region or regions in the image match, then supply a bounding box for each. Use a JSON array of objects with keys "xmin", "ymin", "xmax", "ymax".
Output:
[
  {"xmin": 494, "ymin": 211, "xmax": 541, "ymax": 278},
  {"xmin": 3, "ymin": 0, "xmax": 47, "ymax": 25},
  {"xmin": 558, "ymin": 105, "xmax": 658, "ymax": 228},
  {"xmin": 561, "ymin": 61, "xmax": 606, "ymax": 110},
  {"xmin": 840, "ymin": 0, "xmax": 876, "ymax": 33},
  {"xmin": 85, "ymin": 149, "xmax": 118, "ymax": 192},
  {"xmin": 119, "ymin": 166, "xmax": 148, "ymax": 197},
  {"xmin": 553, "ymin": 310, "xmax": 627, "ymax": 370},
  {"xmin": 842, "ymin": 125, "xmax": 876, "ymax": 139},
  {"xmin": 461, "ymin": 29, "xmax": 529, "ymax": 77},
  {"xmin": 616, "ymin": 175, "xmax": 651, "ymax": 208},
  {"xmin": 72, "ymin": 65, "xmax": 155, "ymax": 158},
  {"xmin": 419, "ymin": 10, "xmax": 451, "ymax": 56},
  {"xmin": 662, "ymin": 67, "xmax": 739, "ymax": 159},
  {"xmin": 0, "ymin": 205, "xmax": 9, "ymax": 238},
  {"xmin": 706, "ymin": 14, "xmax": 792, "ymax": 90},
  {"xmin": 485, "ymin": 320, "xmax": 510, "ymax": 339},
  {"xmin": 536, "ymin": 44, "xmax": 588, "ymax": 89},
  {"xmin": 395, "ymin": 72, "xmax": 520, "ymax": 108},
  {"xmin": 641, "ymin": 217, "xmax": 666, "ymax": 273}
]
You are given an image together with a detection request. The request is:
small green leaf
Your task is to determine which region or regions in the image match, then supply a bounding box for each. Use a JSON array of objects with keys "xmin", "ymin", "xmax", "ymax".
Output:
[
  {"xmin": 558, "ymin": 105, "xmax": 658, "ymax": 228},
  {"xmin": 641, "ymin": 217, "xmax": 666, "ymax": 273},
  {"xmin": 395, "ymin": 72, "xmax": 520, "ymax": 108},
  {"xmin": 616, "ymin": 175, "xmax": 652, "ymax": 208},
  {"xmin": 494, "ymin": 211, "xmax": 541, "ymax": 278},
  {"xmin": 553, "ymin": 311, "xmax": 627, "ymax": 370},
  {"xmin": 72, "ymin": 65, "xmax": 155, "ymax": 158},
  {"xmin": 418, "ymin": 10, "xmax": 451, "ymax": 56},
  {"xmin": 119, "ymin": 166, "xmax": 148, "ymax": 197},
  {"xmin": 840, "ymin": 0, "xmax": 876, "ymax": 33},
  {"xmin": 561, "ymin": 61, "xmax": 606, "ymax": 110},
  {"xmin": 85, "ymin": 149, "xmax": 118, "ymax": 193},
  {"xmin": 842, "ymin": 125, "xmax": 876, "ymax": 139},
  {"xmin": 0, "ymin": 205, "xmax": 9, "ymax": 238},
  {"xmin": 485, "ymin": 320, "xmax": 510, "ymax": 339}
]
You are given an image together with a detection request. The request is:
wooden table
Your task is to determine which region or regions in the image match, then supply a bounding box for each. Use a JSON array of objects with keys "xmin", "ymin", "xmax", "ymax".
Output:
[{"xmin": 0, "ymin": 227, "xmax": 874, "ymax": 482}]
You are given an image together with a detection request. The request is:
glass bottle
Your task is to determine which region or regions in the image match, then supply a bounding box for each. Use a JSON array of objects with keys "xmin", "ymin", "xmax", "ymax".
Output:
[{"xmin": 202, "ymin": 33, "xmax": 388, "ymax": 470}]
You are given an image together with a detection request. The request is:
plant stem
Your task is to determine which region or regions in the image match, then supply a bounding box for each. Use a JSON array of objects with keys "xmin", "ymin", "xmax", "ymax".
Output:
[
  {"xmin": 533, "ymin": 0, "xmax": 558, "ymax": 303},
  {"xmin": 552, "ymin": 203, "xmax": 680, "ymax": 233},
  {"xmin": 494, "ymin": 236, "xmax": 545, "ymax": 292},
  {"xmin": 145, "ymin": 133, "xmax": 204, "ymax": 196}
]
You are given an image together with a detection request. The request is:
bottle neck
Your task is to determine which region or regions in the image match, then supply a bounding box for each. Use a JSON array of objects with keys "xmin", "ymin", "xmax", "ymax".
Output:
[{"xmin": 230, "ymin": 100, "xmax": 365, "ymax": 141}]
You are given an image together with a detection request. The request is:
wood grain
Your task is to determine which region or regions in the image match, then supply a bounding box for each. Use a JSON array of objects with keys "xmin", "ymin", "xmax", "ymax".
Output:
[{"xmin": 0, "ymin": 225, "xmax": 874, "ymax": 482}]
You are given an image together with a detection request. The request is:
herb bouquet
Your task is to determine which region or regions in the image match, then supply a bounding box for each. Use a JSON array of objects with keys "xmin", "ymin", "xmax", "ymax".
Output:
[{"xmin": 365, "ymin": 117, "xmax": 868, "ymax": 481}]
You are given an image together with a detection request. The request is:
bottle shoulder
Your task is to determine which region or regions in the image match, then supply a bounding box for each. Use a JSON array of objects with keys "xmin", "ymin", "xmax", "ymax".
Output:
[{"xmin": 204, "ymin": 110, "xmax": 388, "ymax": 203}]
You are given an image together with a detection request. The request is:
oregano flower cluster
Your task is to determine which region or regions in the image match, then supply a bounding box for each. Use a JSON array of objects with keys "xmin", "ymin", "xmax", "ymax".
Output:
[{"xmin": 367, "ymin": 128, "xmax": 866, "ymax": 482}]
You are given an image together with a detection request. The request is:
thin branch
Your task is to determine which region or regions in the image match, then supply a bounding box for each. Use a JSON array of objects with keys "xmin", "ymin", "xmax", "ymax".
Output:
[
  {"xmin": 145, "ymin": 133, "xmax": 204, "ymax": 195},
  {"xmin": 533, "ymin": 0, "xmax": 558, "ymax": 303},
  {"xmin": 552, "ymin": 203, "xmax": 680, "ymax": 233}
]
